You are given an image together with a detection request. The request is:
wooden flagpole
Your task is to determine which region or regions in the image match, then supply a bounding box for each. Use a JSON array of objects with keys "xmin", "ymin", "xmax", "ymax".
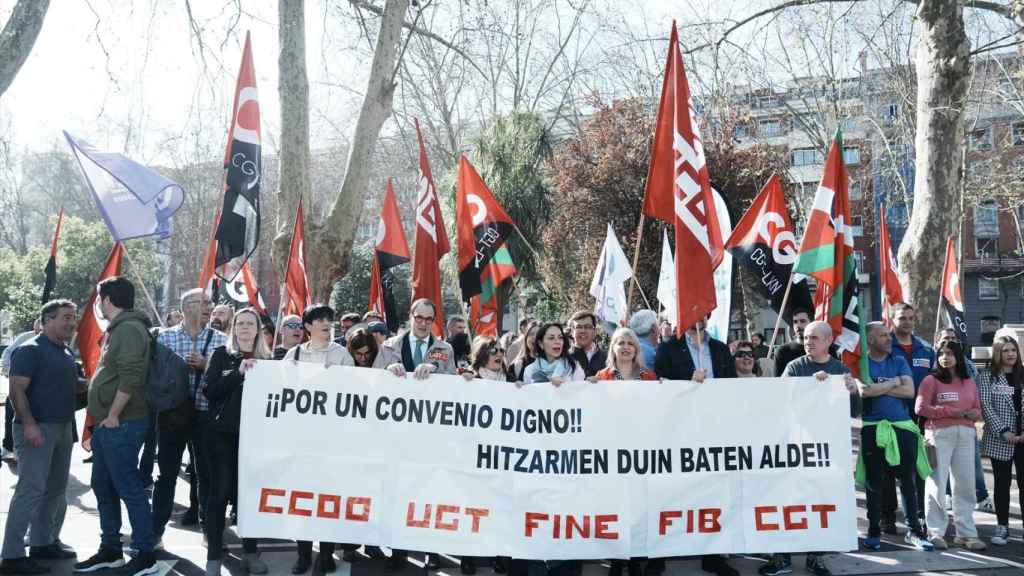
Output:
[
  {"xmin": 122, "ymin": 245, "xmax": 164, "ymax": 328},
  {"xmin": 767, "ymin": 273, "xmax": 796, "ymax": 360}
]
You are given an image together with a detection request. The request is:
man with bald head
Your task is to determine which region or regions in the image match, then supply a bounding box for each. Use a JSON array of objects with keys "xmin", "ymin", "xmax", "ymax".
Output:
[
  {"xmin": 273, "ymin": 314, "xmax": 305, "ymax": 360},
  {"xmin": 859, "ymin": 321, "xmax": 933, "ymax": 552},
  {"xmin": 764, "ymin": 321, "xmax": 858, "ymax": 576}
]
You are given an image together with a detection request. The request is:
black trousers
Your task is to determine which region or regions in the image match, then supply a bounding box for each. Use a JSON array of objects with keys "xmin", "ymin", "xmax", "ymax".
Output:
[
  {"xmin": 2, "ymin": 398, "xmax": 13, "ymax": 451},
  {"xmin": 990, "ymin": 445, "xmax": 1024, "ymax": 526},
  {"xmin": 205, "ymin": 429, "xmax": 257, "ymax": 561},
  {"xmin": 861, "ymin": 426, "xmax": 922, "ymax": 537},
  {"xmin": 152, "ymin": 419, "xmax": 190, "ymax": 537}
]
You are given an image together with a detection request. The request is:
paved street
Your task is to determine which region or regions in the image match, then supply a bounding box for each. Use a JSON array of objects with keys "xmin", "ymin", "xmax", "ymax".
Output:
[{"xmin": 1, "ymin": 399, "xmax": 1022, "ymax": 574}]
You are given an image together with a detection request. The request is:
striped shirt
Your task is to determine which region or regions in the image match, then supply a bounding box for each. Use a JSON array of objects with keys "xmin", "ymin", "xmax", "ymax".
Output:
[{"xmin": 157, "ymin": 324, "xmax": 227, "ymax": 412}]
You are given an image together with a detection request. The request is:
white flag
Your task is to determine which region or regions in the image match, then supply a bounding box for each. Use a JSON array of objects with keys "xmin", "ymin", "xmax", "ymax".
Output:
[
  {"xmin": 657, "ymin": 229, "xmax": 676, "ymax": 325},
  {"xmin": 590, "ymin": 223, "xmax": 634, "ymax": 325},
  {"xmin": 706, "ymin": 188, "xmax": 733, "ymax": 342}
]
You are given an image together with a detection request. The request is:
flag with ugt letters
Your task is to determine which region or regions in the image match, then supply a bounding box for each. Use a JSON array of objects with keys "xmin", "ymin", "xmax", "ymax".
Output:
[
  {"xmin": 792, "ymin": 131, "xmax": 869, "ymax": 381},
  {"xmin": 215, "ymin": 32, "xmax": 262, "ymax": 282},
  {"xmin": 411, "ymin": 119, "xmax": 450, "ymax": 337},
  {"xmin": 641, "ymin": 21, "xmax": 724, "ymax": 335}
]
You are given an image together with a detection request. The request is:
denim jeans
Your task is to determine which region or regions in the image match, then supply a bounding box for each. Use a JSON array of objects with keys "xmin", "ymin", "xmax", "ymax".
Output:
[
  {"xmin": 90, "ymin": 417, "xmax": 153, "ymax": 553},
  {"xmin": 138, "ymin": 413, "xmax": 157, "ymax": 487}
]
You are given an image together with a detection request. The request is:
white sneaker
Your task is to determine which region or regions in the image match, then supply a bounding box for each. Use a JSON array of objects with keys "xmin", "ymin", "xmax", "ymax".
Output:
[
  {"xmin": 976, "ymin": 497, "xmax": 996, "ymax": 513},
  {"xmin": 991, "ymin": 525, "xmax": 1009, "ymax": 546},
  {"xmin": 1, "ymin": 448, "xmax": 17, "ymax": 462}
]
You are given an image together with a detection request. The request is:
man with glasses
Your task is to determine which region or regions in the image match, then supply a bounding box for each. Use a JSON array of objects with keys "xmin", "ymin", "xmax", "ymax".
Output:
[
  {"xmin": 152, "ymin": 288, "xmax": 226, "ymax": 538},
  {"xmin": 568, "ymin": 311, "xmax": 607, "ymax": 378},
  {"xmin": 273, "ymin": 315, "xmax": 305, "ymax": 360},
  {"xmin": 383, "ymin": 299, "xmax": 456, "ymax": 570}
]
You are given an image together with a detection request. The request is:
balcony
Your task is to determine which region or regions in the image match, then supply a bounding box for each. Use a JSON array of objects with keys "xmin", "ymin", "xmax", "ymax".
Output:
[{"xmin": 963, "ymin": 256, "xmax": 1024, "ymax": 275}]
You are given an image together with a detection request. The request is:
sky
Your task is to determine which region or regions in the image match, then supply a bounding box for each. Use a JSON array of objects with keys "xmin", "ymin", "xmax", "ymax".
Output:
[{"xmin": 0, "ymin": 0, "xmax": 1010, "ymax": 163}]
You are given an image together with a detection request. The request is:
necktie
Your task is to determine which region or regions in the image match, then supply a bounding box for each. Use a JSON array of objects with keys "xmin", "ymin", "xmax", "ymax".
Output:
[{"xmin": 413, "ymin": 339, "xmax": 424, "ymax": 365}]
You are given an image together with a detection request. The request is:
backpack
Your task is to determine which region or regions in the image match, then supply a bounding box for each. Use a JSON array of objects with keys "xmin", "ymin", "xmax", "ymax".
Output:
[{"xmin": 145, "ymin": 332, "xmax": 191, "ymax": 413}]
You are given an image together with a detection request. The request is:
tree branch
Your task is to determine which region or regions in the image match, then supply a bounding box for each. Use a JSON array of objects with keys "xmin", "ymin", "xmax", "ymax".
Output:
[{"xmin": 0, "ymin": 0, "xmax": 50, "ymax": 99}]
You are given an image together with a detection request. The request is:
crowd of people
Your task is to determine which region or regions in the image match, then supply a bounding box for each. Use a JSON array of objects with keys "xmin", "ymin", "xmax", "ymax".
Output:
[{"xmin": 0, "ymin": 279, "xmax": 1022, "ymax": 576}]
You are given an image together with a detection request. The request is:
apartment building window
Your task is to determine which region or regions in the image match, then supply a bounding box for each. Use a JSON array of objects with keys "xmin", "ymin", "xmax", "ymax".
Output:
[
  {"xmin": 981, "ymin": 315, "xmax": 1002, "ymax": 345},
  {"xmin": 854, "ymin": 251, "xmax": 866, "ymax": 276},
  {"xmin": 1012, "ymin": 122, "xmax": 1024, "ymax": 146},
  {"xmin": 976, "ymin": 237, "xmax": 997, "ymax": 258},
  {"xmin": 849, "ymin": 180, "xmax": 862, "ymax": 201},
  {"xmin": 969, "ymin": 128, "xmax": 993, "ymax": 151},
  {"xmin": 840, "ymin": 117, "xmax": 857, "ymax": 132},
  {"xmin": 843, "ymin": 146, "xmax": 861, "ymax": 165},
  {"xmin": 734, "ymin": 124, "xmax": 749, "ymax": 138},
  {"xmin": 851, "ymin": 216, "xmax": 864, "ymax": 237},
  {"xmin": 758, "ymin": 118, "xmax": 782, "ymax": 137},
  {"xmin": 975, "ymin": 200, "xmax": 999, "ymax": 238},
  {"xmin": 979, "ymin": 278, "xmax": 1001, "ymax": 300},
  {"xmin": 791, "ymin": 148, "xmax": 823, "ymax": 166},
  {"xmin": 884, "ymin": 103, "xmax": 900, "ymax": 124}
]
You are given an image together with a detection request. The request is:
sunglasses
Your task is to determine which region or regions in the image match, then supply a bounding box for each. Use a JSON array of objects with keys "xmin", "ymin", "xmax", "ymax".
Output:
[
  {"xmin": 283, "ymin": 321, "xmax": 303, "ymax": 330},
  {"xmin": 487, "ymin": 347, "xmax": 505, "ymax": 355},
  {"xmin": 734, "ymin": 351, "xmax": 754, "ymax": 358}
]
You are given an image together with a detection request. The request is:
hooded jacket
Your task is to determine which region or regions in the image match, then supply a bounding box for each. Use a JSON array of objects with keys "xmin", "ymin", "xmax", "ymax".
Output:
[{"xmin": 87, "ymin": 309, "xmax": 152, "ymax": 421}]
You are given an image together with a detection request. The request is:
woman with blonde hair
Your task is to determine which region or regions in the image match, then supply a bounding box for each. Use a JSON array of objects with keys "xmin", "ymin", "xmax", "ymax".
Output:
[
  {"xmin": 203, "ymin": 308, "xmax": 270, "ymax": 575},
  {"xmin": 595, "ymin": 328, "xmax": 657, "ymax": 382},
  {"xmin": 978, "ymin": 335, "xmax": 1024, "ymax": 546}
]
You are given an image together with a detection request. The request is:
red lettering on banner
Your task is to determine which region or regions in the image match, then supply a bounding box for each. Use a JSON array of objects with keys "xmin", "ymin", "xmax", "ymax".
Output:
[
  {"xmin": 407, "ymin": 502, "xmax": 432, "ymax": 528},
  {"xmin": 289, "ymin": 491, "xmax": 314, "ymax": 517},
  {"xmin": 659, "ymin": 511, "xmax": 683, "ymax": 535},
  {"xmin": 259, "ymin": 488, "xmax": 286, "ymax": 514},
  {"xmin": 595, "ymin": 515, "xmax": 619, "ymax": 540},
  {"xmin": 346, "ymin": 497, "xmax": 371, "ymax": 522},
  {"xmin": 525, "ymin": 512, "xmax": 548, "ymax": 537},
  {"xmin": 699, "ymin": 509, "xmax": 721, "ymax": 533},
  {"xmin": 318, "ymin": 494, "xmax": 341, "ymax": 519},
  {"xmin": 755, "ymin": 506, "xmax": 778, "ymax": 531},
  {"xmin": 811, "ymin": 504, "xmax": 836, "ymax": 528},
  {"xmin": 783, "ymin": 506, "xmax": 808, "ymax": 530},
  {"xmin": 754, "ymin": 504, "xmax": 837, "ymax": 531},
  {"xmin": 465, "ymin": 508, "xmax": 489, "ymax": 533},
  {"xmin": 566, "ymin": 515, "xmax": 590, "ymax": 539},
  {"xmin": 435, "ymin": 505, "xmax": 460, "ymax": 531}
]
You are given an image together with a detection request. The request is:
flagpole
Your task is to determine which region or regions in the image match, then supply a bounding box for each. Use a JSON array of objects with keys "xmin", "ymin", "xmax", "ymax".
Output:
[
  {"xmin": 122, "ymin": 244, "xmax": 164, "ymax": 328},
  {"xmin": 274, "ymin": 282, "xmax": 288, "ymax": 348},
  {"xmin": 767, "ymin": 273, "xmax": 796, "ymax": 360},
  {"xmin": 626, "ymin": 215, "xmax": 646, "ymax": 311},
  {"xmin": 632, "ymin": 276, "xmax": 652, "ymax": 310}
]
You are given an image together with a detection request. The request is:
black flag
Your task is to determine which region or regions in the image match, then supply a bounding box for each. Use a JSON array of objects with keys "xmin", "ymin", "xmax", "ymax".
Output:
[{"xmin": 42, "ymin": 208, "xmax": 64, "ymax": 303}]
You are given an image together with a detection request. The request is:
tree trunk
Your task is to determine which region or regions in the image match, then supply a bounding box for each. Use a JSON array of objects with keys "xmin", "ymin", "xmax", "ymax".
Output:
[
  {"xmin": 0, "ymin": 0, "xmax": 50, "ymax": 99},
  {"xmin": 307, "ymin": 0, "xmax": 409, "ymax": 301},
  {"xmin": 274, "ymin": 0, "xmax": 312, "ymax": 280},
  {"xmin": 897, "ymin": 0, "xmax": 969, "ymax": 340}
]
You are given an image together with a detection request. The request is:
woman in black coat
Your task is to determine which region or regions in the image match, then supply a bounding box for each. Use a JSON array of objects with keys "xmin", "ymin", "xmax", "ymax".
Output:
[{"xmin": 203, "ymin": 307, "xmax": 272, "ymax": 576}]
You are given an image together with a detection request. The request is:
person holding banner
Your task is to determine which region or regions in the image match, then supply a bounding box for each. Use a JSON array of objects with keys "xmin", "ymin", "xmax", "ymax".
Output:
[
  {"xmin": 272, "ymin": 315, "xmax": 305, "ymax": 360},
  {"xmin": 202, "ymin": 308, "xmax": 270, "ymax": 575},
  {"xmin": 462, "ymin": 336, "xmax": 509, "ymax": 382},
  {"xmin": 768, "ymin": 321, "xmax": 859, "ymax": 576},
  {"xmin": 914, "ymin": 340, "xmax": 986, "ymax": 551},
  {"xmin": 732, "ymin": 341, "xmax": 761, "ymax": 378},
  {"xmin": 346, "ymin": 325, "xmax": 402, "ymax": 370},
  {"xmin": 384, "ymin": 299, "xmax": 458, "ymax": 381},
  {"xmin": 977, "ymin": 335, "xmax": 1024, "ymax": 546},
  {"xmin": 595, "ymin": 328, "xmax": 657, "ymax": 383},
  {"xmin": 568, "ymin": 312, "xmax": 607, "ymax": 378},
  {"xmin": 282, "ymin": 304, "xmax": 353, "ymax": 573},
  {"xmin": 652, "ymin": 318, "xmax": 736, "ymax": 576},
  {"xmin": 522, "ymin": 323, "xmax": 586, "ymax": 385}
]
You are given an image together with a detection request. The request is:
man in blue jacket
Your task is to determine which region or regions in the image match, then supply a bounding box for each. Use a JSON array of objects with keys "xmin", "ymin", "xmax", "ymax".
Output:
[{"xmin": 884, "ymin": 303, "xmax": 935, "ymax": 534}]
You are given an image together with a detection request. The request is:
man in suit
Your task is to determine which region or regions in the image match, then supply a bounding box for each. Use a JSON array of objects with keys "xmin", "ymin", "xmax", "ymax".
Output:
[
  {"xmin": 381, "ymin": 298, "xmax": 455, "ymax": 572},
  {"xmin": 568, "ymin": 311, "xmax": 607, "ymax": 378},
  {"xmin": 651, "ymin": 316, "xmax": 738, "ymax": 576},
  {"xmin": 384, "ymin": 298, "xmax": 457, "ymax": 379}
]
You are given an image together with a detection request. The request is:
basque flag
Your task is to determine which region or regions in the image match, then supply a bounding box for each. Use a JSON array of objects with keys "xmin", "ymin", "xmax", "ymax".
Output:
[{"xmin": 215, "ymin": 31, "xmax": 261, "ymax": 282}]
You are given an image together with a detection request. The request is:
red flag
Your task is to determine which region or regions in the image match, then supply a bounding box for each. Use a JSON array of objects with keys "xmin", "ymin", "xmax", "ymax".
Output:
[
  {"xmin": 456, "ymin": 156, "xmax": 516, "ymax": 302},
  {"xmin": 42, "ymin": 207, "xmax": 64, "ymax": 303},
  {"xmin": 199, "ymin": 209, "xmax": 221, "ymax": 299},
  {"xmin": 641, "ymin": 21, "xmax": 723, "ymax": 335},
  {"xmin": 469, "ymin": 244, "xmax": 517, "ymax": 337},
  {"xmin": 411, "ymin": 119, "xmax": 450, "ymax": 337},
  {"xmin": 284, "ymin": 199, "xmax": 311, "ymax": 316},
  {"xmin": 214, "ymin": 31, "xmax": 262, "ymax": 281},
  {"xmin": 76, "ymin": 243, "xmax": 125, "ymax": 379},
  {"xmin": 940, "ymin": 238, "xmax": 968, "ymax": 343},
  {"xmin": 369, "ymin": 180, "xmax": 412, "ymax": 332},
  {"xmin": 878, "ymin": 203, "xmax": 904, "ymax": 323},
  {"xmin": 240, "ymin": 261, "xmax": 267, "ymax": 316}
]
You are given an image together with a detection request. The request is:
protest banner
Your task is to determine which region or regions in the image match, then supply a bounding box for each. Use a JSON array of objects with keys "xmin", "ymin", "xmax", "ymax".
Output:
[{"xmin": 238, "ymin": 363, "xmax": 857, "ymax": 559}]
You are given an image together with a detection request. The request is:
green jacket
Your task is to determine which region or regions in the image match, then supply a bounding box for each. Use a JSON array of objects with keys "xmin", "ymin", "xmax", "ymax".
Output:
[{"xmin": 87, "ymin": 310, "xmax": 151, "ymax": 422}]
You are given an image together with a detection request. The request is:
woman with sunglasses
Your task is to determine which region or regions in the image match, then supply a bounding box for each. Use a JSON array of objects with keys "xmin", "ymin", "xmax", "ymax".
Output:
[
  {"xmin": 202, "ymin": 308, "xmax": 270, "ymax": 575},
  {"xmin": 732, "ymin": 341, "xmax": 761, "ymax": 378}
]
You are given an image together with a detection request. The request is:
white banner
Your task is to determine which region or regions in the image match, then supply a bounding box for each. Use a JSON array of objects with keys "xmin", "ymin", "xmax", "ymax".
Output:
[{"xmin": 238, "ymin": 364, "xmax": 857, "ymax": 559}]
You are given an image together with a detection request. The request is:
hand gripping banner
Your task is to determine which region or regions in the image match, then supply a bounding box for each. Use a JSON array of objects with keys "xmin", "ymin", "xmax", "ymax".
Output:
[{"xmin": 239, "ymin": 364, "xmax": 857, "ymax": 559}]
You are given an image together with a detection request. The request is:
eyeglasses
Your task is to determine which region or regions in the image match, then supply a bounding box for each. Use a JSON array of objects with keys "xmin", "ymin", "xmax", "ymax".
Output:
[
  {"xmin": 734, "ymin": 351, "xmax": 754, "ymax": 358},
  {"xmin": 574, "ymin": 324, "xmax": 595, "ymax": 331},
  {"xmin": 487, "ymin": 347, "xmax": 504, "ymax": 355},
  {"xmin": 413, "ymin": 315, "xmax": 435, "ymax": 324},
  {"xmin": 283, "ymin": 322, "xmax": 303, "ymax": 330}
]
